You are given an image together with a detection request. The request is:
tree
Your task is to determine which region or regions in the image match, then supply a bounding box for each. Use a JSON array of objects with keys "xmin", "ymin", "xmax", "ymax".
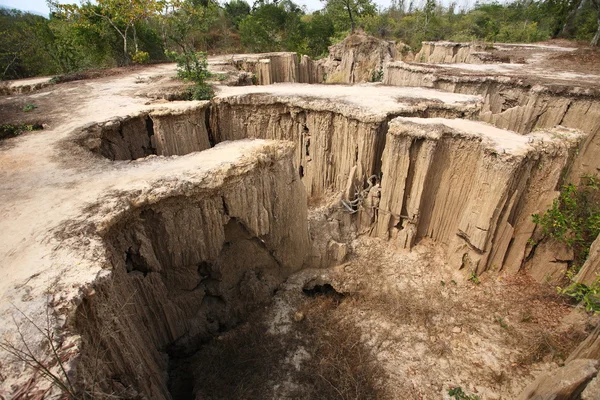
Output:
[
  {"xmin": 51, "ymin": 0, "xmax": 165, "ymax": 63},
  {"xmin": 160, "ymin": 0, "xmax": 220, "ymax": 52},
  {"xmin": 239, "ymin": 0, "xmax": 305, "ymax": 52},
  {"xmin": 0, "ymin": 9, "xmax": 60, "ymax": 79},
  {"xmin": 322, "ymin": 0, "xmax": 376, "ymax": 33},
  {"xmin": 224, "ymin": 0, "xmax": 251, "ymax": 28},
  {"xmin": 303, "ymin": 12, "xmax": 335, "ymax": 57}
]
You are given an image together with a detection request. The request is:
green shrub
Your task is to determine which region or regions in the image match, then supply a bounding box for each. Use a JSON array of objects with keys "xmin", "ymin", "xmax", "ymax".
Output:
[
  {"xmin": 532, "ymin": 174, "xmax": 600, "ymax": 268},
  {"xmin": 448, "ymin": 387, "xmax": 480, "ymax": 400},
  {"xmin": 166, "ymin": 50, "xmax": 214, "ymax": 101},
  {"xmin": 23, "ymin": 103, "xmax": 37, "ymax": 112},
  {"xmin": 558, "ymin": 276, "xmax": 600, "ymax": 313},
  {"xmin": 166, "ymin": 50, "xmax": 211, "ymax": 84},
  {"xmin": 188, "ymin": 83, "xmax": 215, "ymax": 101},
  {"xmin": 0, "ymin": 123, "xmax": 43, "ymax": 140},
  {"xmin": 132, "ymin": 51, "xmax": 150, "ymax": 64},
  {"xmin": 369, "ymin": 68, "xmax": 383, "ymax": 82}
]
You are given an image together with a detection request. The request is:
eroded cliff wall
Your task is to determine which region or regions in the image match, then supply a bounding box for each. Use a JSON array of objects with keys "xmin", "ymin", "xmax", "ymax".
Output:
[
  {"xmin": 415, "ymin": 42, "xmax": 486, "ymax": 64},
  {"xmin": 383, "ymin": 62, "xmax": 600, "ymax": 182},
  {"xmin": 71, "ymin": 141, "xmax": 310, "ymax": 399},
  {"xmin": 374, "ymin": 117, "xmax": 585, "ymax": 274},
  {"xmin": 209, "ymin": 87, "xmax": 479, "ymax": 200},
  {"xmin": 316, "ymin": 32, "xmax": 412, "ymax": 84},
  {"xmin": 78, "ymin": 102, "xmax": 212, "ymax": 161}
]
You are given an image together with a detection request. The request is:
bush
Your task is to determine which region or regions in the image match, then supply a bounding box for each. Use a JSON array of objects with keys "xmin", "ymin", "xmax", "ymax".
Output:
[
  {"xmin": 558, "ymin": 278, "xmax": 600, "ymax": 313},
  {"xmin": 166, "ymin": 50, "xmax": 214, "ymax": 101},
  {"xmin": 188, "ymin": 83, "xmax": 214, "ymax": 101},
  {"xmin": 0, "ymin": 123, "xmax": 43, "ymax": 140},
  {"xmin": 532, "ymin": 174, "xmax": 600, "ymax": 268},
  {"xmin": 132, "ymin": 51, "xmax": 150, "ymax": 64}
]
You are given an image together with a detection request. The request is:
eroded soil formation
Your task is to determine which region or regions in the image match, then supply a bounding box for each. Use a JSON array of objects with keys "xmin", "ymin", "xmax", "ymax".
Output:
[{"xmin": 1, "ymin": 35, "xmax": 600, "ymax": 400}]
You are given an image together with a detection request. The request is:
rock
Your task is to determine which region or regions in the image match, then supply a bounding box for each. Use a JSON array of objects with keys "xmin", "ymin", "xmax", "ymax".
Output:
[
  {"xmin": 526, "ymin": 239, "xmax": 572, "ymax": 284},
  {"xmin": 374, "ymin": 117, "xmax": 583, "ymax": 273},
  {"xmin": 294, "ymin": 311, "xmax": 305, "ymax": 322},
  {"xmin": 582, "ymin": 376, "xmax": 600, "ymax": 399},
  {"xmin": 382, "ymin": 60, "xmax": 600, "ymax": 185},
  {"xmin": 576, "ymin": 236, "xmax": 600, "ymax": 285},
  {"xmin": 316, "ymin": 31, "xmax": 410, "ymax": 84},
  {"xmin": 452, "ymin": 326, "xmax": 462, "ymax": 334},
  {"xmin": 71, "ymin": 140, "xmax": 311, "ymax": 398},
  {"xmin": 415, "ymin": 41, "xmax": 487, "ymax": 64},
  {"xmin": 327, "ymin": 240, "xmax": 348, "ymax": 265},
  {"xmin": 567, "ymin": 325, "xmax": 600, "ymax": 363},
  {"xmin": 516, "ymin": 359, "xmax": 599, "ymax": 400}
]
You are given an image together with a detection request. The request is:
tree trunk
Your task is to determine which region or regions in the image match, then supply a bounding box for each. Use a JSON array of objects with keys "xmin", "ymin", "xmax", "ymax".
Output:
[
  {"xmin": 345, "ymin": 1, "xmax": 355, "ymax": 32},
  {"xmin": 123, "ymin": 25, "xmax": 130, "ymax": 64},
  {"xmin": 133, "ymin": 24, "xmax": 139, "ymax": 53},
  {"xmin": 561, "ymin": 0, "xmax": 585, "ymax": 37},
  {"xmin": 592, "ymin": 0, "xmax": 600, "ymax": 46}
]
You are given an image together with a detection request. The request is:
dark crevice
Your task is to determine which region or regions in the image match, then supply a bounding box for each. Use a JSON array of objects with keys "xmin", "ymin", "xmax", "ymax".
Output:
[
  {"xmin": 456, "ymin": 231, "xmax": 485, "ymax": 255},
  {"xmin": 221, "ymin": 197, "xmax": 229, "ymax": 216},
  {"xmin": 206, "ymin": 105, "xmax": 216, "ymax": 147},
  {"xmin": 305, "ymin": 136, "xmax": 310, "ymax": 157},
  {"xmin": 125, "ymin": 246, "xmax": 151, "ymax": 276},
  {"xmin": 303, "ymin": 283, "xmax": 345, "ymax": 302},
  {"xmin": 144, "ymin": 116, "xmax": 157, "ymax": 156}
]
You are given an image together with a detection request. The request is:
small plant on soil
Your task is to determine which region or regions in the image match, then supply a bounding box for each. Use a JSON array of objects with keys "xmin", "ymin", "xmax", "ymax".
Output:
[
  {"xmin": 468, "ymin": 271, "xmax": 480, "ymax": 285},
  {"xmin": 23, "ymin": 103, "xmax": 37, "ymax": 112},
  {"xmin": 495, "ymin": 315, "xmax": 509, "ymax": 329},
  {"xmin": 0, "ymin": 123, "xmax": 43, "ymax": 140},
  {"xmin": 448, "ymin": 386, "xmax": 480, "ymax": 400},
  {"xmin": 132, "ymin": 51, "xmax": 150, "ymax": 64},
  {"xmin": 166, "ymin": 50, "xmax": 214, "ymax": 100}
]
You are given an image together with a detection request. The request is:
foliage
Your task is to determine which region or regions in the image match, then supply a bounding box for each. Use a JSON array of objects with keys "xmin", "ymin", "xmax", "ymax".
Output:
[
  {"xmin": 532, "ymin": 174, "xmax": 600, "ymax": 267},
  {"xmin": 187, "ymin": 82, "xmax": 214, "ymax": 100},
  {"xmin": 224, "ymin": 0, "xmax": 251, "ymax": 29},
  {"xmin": 448, "ymin": 387, "xmax": 481, "ymax": 400},
  {"xmin": 0, "ymin": 123, "xmax": 43, "ymax": 140},
  {"xmin": 23, "ymin": 103, "xmax": 37, "ymax": 112},
  {"xmin": 2, "ymin": 0, "xmax": 600, "ymax": 81},
  {"xmin": 132, "ymin": 50, "xmax": 150, "ymax": 64},
  {"xmin": 239, "ymin": 1, "xmax": 306, "ymax": 53},
  {"xmin": 167, "ymin": 49, "xmax": 214, "ymax": 100},
  {"xmin": 369, "ymin": 67, "xmax": 383, "ymax": 82},
  {"xmin": 468, "ymin": 271, "xmax": 480, "ymax": 285},
  {"xmin": 558, "ymin": 276, "xmax": 600, "ymax": 313},
  {"xmin": 321, "ymin": 0, "xmax": 376, "ymax": 33},
  {"xmin": 0, "ymin": 9, "xmax": 61, "ymax": 79},
  {"xmin": 51, "ymin": 0, "xmax": 165, "ymax": 64},
  {"xmin": 302, "ymin": 12, "xmax": 335, "ymax": 58}
]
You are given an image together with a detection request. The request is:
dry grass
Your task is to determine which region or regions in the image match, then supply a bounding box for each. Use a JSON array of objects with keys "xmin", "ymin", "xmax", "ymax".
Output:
[
  {"xmin": 191, "ymin": 292, "xmax": 387, "ymax": 400},
  {"xmin": 517, "ymin": 328, "xmax": 588, "ymax": 365}
]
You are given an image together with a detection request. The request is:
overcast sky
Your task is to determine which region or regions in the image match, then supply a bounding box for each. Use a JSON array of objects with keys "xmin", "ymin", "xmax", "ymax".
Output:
[{"xmin": 2, "ymin": 0, "xmax": 475, "ymax": 17}]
